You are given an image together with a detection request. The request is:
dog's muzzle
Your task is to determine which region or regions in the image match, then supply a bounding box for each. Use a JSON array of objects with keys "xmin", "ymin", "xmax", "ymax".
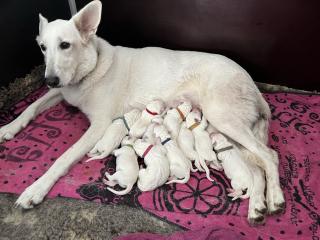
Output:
[{"xmin": 45, "ymin": 76, "xmax": 61, "ymax": 88}]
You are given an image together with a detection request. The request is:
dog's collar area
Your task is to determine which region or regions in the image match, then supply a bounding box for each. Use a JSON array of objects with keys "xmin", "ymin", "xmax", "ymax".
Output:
[
  {"xmin": 215, "ymin": 145, "xmax": 233, "ymax": 154},
  {"xmin": 176, "ymin": 107, "xmax": 185, "ymax": 121},
  {"xmin": 146, "ymin": 108, "xmax": 158, "ymax": 116},
  {"xmin": 142, "ymin": 145, "xmax": 154, "ymax": 158},
  {"xmin": 112, "ymin": 116, "xmax": 130, "ymax": 132},
  {"xmin": 188, "ymin": 122, "xmax": 200, "ymax": 131},
  {"xmin": 161, "ymin": 138, "xmax": 171, "ymax": 145},
  {"xmin": 122, "ymin": 144, "xmax": 134, "ymax": 149}
]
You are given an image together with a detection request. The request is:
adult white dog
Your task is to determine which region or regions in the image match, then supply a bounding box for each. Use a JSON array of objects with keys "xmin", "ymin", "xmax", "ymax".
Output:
[{"xmin": 0, "ymin": 0, "xmax": 284, "ymax": 223}]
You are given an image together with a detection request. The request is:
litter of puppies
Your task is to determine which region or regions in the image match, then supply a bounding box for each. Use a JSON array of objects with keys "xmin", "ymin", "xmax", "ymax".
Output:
[{"xmin": 86, "ymin": 99, "xmax": 251, "ymax": 202}]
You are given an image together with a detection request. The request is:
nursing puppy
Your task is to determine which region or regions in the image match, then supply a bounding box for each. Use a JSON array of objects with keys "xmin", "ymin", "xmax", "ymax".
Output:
[
  {"xmin": 163, "ymin": 101, "xmax": 192, "ymax": 139},
  {"xmin": 211, "ymin": 133, "xmax": 253, "ymax": 200},
  {"xmin": 129, "ymin": 100, "xmax": 165, "ymax": 138},
  {"xmin": 133, "ymin": 138, "xmax": 170, "ymax": 191},
  {"xmin": 178, "ymin": 122, "xmax": 203, "ymax": 172},
  {"xmin": 186, "ymin": 109, "xmax": 222, "ymax": 171},
  {"xmin": 154, "ymin": 124, "xmax": 195, "ymax": 184},
  {"xmin": 87, "ymin": 108, "xmax": 141, "ymax": 161},
  {"xmin": 103, "ymin": 136, "xmax": 139, "ymax": 195}
]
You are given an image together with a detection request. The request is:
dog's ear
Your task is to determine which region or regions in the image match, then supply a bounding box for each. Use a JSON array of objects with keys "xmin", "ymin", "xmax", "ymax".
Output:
[
  {"xmin": 39, "ymin": 14, "xmax": 48, "ymax": 36},
  {"xmin": 72, "ymin": 0, "xmax": 102, "ymax": 43}
]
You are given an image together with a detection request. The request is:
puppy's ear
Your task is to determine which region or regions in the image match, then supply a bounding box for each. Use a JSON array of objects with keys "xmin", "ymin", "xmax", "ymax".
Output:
[
  {"xmin": 39, "ymin": 14, "xmax": 48, "ymax": 36},
  {"xmin": 72, "ymin": 0, "xmax": 102, "ymax": 42}
]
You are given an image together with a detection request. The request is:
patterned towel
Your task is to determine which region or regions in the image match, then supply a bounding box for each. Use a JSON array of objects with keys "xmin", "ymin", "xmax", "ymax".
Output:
[{"xmin": 0, "ymin": 87, "xmax": 319, "ymax": 240}]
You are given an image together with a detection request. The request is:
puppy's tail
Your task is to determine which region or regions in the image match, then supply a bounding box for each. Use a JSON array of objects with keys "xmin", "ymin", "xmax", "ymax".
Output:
[
  {"xmin": 166, "ymin": 173, "xmax": 190, "ymax": 185},
  {"xmin": 198, "ymin": 157, "xmax": 215, "ymax": 182},
  {"xmin": 107, "ymin": 184, "xmax": 134, "ymax": 196}
]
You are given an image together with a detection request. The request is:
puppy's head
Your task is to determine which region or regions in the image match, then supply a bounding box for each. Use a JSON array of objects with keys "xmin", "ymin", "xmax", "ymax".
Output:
[
  {"xmin": 177, "ymin": 101, "xmax": 192, "ymax": 115},
  {"xmin": 185, "ymin": 110, "xmax": 201, "ymax": 128},
  {"xmin": 121, "ymin": 135, "xmax": 136, "ymax": 146},
  {"xmin": 146, "ymin": 100, "xmax": 165, "ymax": 116},
  {"xmin": 37, "ymin": 1, "xmax": 102, "ymax": 88},
  {"xmin": 153, "ymin": 124, "xmax": 169, "ymax": 139},
  {"xmin": 133, "ymin": 139, "xmax": 150, "ymax": 157}
]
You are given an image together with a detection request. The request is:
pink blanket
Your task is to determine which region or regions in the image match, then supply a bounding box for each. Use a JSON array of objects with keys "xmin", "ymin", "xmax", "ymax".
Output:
[{"xmin": 0, "ymin": 87, "xmax": 319, "ymax": 240}]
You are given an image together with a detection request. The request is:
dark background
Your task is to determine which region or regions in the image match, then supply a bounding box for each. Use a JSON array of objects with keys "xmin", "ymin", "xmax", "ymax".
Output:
[{"xmin": 0, "ymin": 0, "xmax": 319, "ymax": 90}]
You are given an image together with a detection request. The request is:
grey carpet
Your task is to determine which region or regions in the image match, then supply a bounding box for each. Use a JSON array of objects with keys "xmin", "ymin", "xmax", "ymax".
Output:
[{"xmin": 0, "ymin": 193, "xmax": 180, "ymax": 240}]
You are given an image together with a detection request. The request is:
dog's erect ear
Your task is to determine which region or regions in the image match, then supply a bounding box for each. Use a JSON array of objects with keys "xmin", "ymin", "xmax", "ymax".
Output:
[
  {"xmin": 72, "ymin": 0, "xmax": 102, "ymax": 42},
  {"xmin": 39, "ymin": 14, "xmax": 48, "ymax": 35}
]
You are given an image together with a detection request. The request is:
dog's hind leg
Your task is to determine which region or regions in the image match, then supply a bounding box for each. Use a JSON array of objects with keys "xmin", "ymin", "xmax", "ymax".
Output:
[
  {"xmin": 202, "ymin": 103, "xmax": 285, "ymax": 219},
  {"xmin": 0, "ymin": 89, "xmax": 62, "ymax": 142},
  {"xmin": 14, "ymin": 119, "xmax": 110, "ymax": 209}
]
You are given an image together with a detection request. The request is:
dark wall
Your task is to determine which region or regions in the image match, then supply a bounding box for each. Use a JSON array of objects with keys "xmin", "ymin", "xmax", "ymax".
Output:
[{"xmin": 1, "ymin": 0, "xmax": 319, "ymax": 90}]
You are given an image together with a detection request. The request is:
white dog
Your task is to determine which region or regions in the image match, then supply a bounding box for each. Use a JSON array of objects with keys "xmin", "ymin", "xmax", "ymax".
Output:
[
  {"xmin": 163, "ymin": 101, "xmax": 192, "ymax": 139},
  {"xmin": 154, "ymin": 124, "xmax": 195, "ymax": 184},
  {"xmin": 129, "ymin": 100, "xmax": 165, "ymax": 138},
  {"xmin": 0, "ymin": 1, "xmax": 283, "ymax": 224},
  {"xmin": 86, "ymin": 108, "xmax": 141, "ymax": 161},
  {"xmin": 103, "ymin": 136, "xmax": 139, "ymax": 195},
  {"xmin": 211, "ymin": 133, "xmax": 253, "ymax": 200},
  {"xmin": 186, "ymin": 109, "xmax": 222, "ymax": 171},
  {"xmin": 133, "ymin": 138, "xmax": 170, "ymax": 191}
]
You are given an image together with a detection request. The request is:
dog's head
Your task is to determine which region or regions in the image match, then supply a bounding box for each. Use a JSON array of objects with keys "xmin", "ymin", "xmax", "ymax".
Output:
[{"xmin": 37, "ymin": 1, "xmax": 102, "ymax": 88}]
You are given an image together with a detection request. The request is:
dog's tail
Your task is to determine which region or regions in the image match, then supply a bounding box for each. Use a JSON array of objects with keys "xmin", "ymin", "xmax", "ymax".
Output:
[
  {"xmin": 196, "ymin": 156, "xmax": 215, "ymax": 182},
  {"xmin": 253, "ymin": 93, "xmax": 271, "ymax": 144},
  {"xmin": 107, "ymin": 184, "xmax": 134, "ymax": 196},
  {"xmin": 166, "ymin": 173, "xmax": 190, "ymax": 185}
]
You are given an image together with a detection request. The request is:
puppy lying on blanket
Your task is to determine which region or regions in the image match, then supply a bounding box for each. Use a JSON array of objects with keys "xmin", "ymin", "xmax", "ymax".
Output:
[
  {"xmin": 134, "ymin": 138, "xmax": 170, "ymax": 191},
  {"xmin": 154, "ymin": 124, "xmax": 196, "ymax": 184},
  {"xmin": 103, "ymin": 136, "xmax": 139, "ymax": 195},
  {"xmin": 187, "ymin": 109, "xmax": 222, "ymax": 171},
  {"xmin": 211, "ymin": 133, "xmax": 253, "ymax": 200},
  {"xmin": 87, "ymin": 109, "xmax": 141, "ymax": 161},
  {"xmin": 129, "ymin": 100, "xmax": 165, "ymax": 138},
  {"xmin": 163, "ymin": 101, "xmax": 192, "ymax": 139}
]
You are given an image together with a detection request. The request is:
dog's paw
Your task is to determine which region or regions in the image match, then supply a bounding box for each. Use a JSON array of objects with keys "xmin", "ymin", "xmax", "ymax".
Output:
[
  {"xmin": 267, "ymin": 184, "xmax": 285, "ymax": 215},
  {"xmin": 248, "ymin": 195, "xmax": 267, "ymax": 226},
  {"xmin": 14, "ymin": 181, "xmax": 49, "ymax": 209}
]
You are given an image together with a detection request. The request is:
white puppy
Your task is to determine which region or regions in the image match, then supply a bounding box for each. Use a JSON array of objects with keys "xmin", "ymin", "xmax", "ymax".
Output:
[
  {"xmin": 129, "ymin": 100, "xmax": 165, "ymax": 138},
  {"xmin": 211, "ymin": 133, "xmax": 253, "ymax": 200},
  {"xmin": 154, "ymin": 124, "xmax": 196, "ymax": 184},
  {"xmin": 87, "ymin": 109, "xmax": 141, "ymax": 161},
  {"xmin": 133, "ymin": 138, "xmax": 170, "ymax": 191},
  {"xmin": 186, "ymin": 109, "xmax": 222, "ymax": 171},
  {"xmin": 103, "ymin": 136, "xmax": 139, "ymax": 195},
  {"xmin": 163, "ymin": 101, "xmax": 192, "ymax": 139}
]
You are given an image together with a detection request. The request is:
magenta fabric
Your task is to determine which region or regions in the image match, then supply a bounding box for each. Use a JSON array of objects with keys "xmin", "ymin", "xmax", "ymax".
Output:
[{"xmin": 0, "ymin": 87, "xmax": 319, "ymax": 240}]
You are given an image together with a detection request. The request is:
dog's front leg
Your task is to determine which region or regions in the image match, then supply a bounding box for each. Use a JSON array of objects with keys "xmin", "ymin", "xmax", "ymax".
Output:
[
  {"xmin": 15, "ymin": 119, "xmax": 110, "ymax": 209},
  {"xmin": 0, "ymin": 89, "xmax": 62, "ymax": 142}
]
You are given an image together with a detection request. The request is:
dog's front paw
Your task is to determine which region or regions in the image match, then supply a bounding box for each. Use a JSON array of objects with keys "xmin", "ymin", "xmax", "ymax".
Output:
[{"xmin": 14, "ymin": 180, "xmax": 49, "ymax": 209}]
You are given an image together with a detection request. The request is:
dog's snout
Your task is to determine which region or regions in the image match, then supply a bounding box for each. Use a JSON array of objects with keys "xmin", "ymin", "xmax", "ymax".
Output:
[{"xmin": 45, "ymin": 76, "xmax": 60, "ymax": 88}]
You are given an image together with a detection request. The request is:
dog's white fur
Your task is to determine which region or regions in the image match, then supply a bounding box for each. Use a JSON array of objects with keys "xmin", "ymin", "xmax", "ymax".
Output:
[
  {"xmin": 0, "ymin": 0, "xmax": 284, "ymax": 224},
  {"xmin": 211, "ymin": 133, "xmax": 253, "ymax": 200},
  {"xmin": 154, "ymin": 124, "xmax": 194, "ymax": 184},
  {"xmin": 133, "ymin": 139, "xmax": 170, "ymax": 191},
  {"xmin": 186, "ymin": 109, "xmax": 222, "ymax": 170},
  {"xmin": 103, "ymin": 136, "xmax": 139, "ymax": 195},
  {"xmin": 86, "ymin": 108, "xmax": 141, "ymax": 161},
  {"xmin": 163, "ymin": 101, "xmax": 192, "ymax": 139},
  {"xmin": 177, "ymin": 122, "xmax": 203, "ymax": 171},
  {"xmin": 129, "ymin": 100, "xmax": 165, "ymax": 138}
]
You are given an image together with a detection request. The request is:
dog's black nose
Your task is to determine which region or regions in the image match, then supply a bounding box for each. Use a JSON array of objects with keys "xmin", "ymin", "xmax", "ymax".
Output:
[{"xmin": 45, "ymin": 76, "xmax": 60, "ymax": 88}]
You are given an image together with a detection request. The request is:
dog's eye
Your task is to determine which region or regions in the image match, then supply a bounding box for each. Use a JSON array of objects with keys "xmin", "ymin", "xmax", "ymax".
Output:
[
  {"xmin": 60, "ymin": 41, "xmax": 71, "ymax": 50},
  {"xmin": 40, "ymin": 44, "xmax": 46, "ymax": 52}
]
